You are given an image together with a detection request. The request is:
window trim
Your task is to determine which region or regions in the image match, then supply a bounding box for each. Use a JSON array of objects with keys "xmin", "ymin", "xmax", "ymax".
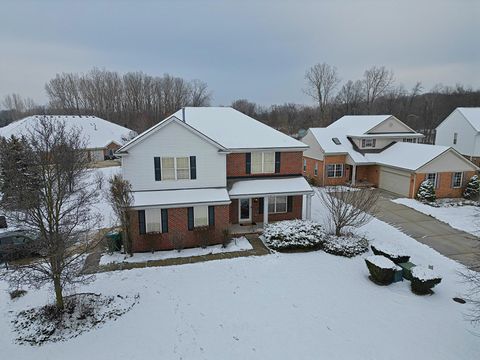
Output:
[
  {"xmin": 193, "ymin": 205, "xmax": 209, "ymax": 228},
  {"xmin": 160, "ymin": 156, "xmax": 191, "ymax": 181},
  {"xmin": 268, "ymin": 196, "xmax": 288, "ymax": 214},
  {"xmin": 426, "ymin": 173, "xmax": 438, "ymax": 188},
  {"xmin": 452, "ymin": 172, "xmax": 462, "ymax": 188},
  {"xmin": 314, "ymin": 162, "xmax": 318, "ymax": 176},
  {"xmin": 145, "ymin": 208, "xmax": 162, "ymax": 233},
  {"xmin": 326, "ymin": 164, "xmax": 344, "ymax": 178},
  {"xmin": 361, "ymin": 138, "xmax": 376, "ymax": 148},
  {"xmin": 251, "ymin": 151, "xmax": 275, "ymax": 174}
]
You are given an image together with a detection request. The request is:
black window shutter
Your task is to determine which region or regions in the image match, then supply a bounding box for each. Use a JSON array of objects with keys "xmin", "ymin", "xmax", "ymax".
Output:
[
  {"xmin": 208, "ymin": 206, "xmax": 215, "ymax": 226},
  {"xmin": 287, "ymin": 196, "xmax": 293, "ymax": 212},
  {"xmin": 246, "ymin": 153, "xmax": 251, "ymax": 174},
  {"xmin": 161, "ymin": 209, "xmax": 168, "ymax": 233},
  {"xmin": 138, "ymin": 210, "xmax": 146, "ymax": 235},
  {"xmin": 190, "ymin": 156, "xmax": 197, "ymax": 179},
  {"xmin": 259, "ymin": 197, "xmax": 264, "ymax": 214},
  {"xmin": 275, "ymin": 152, "xmax": 281, "ymax": 173},
  {"xmin": 187, "ymin": 207, "xmax": 194, "ymax": 231},
  {"xmin": 154, "ymin": 157, "xmax": 161, "ymax": 181}
]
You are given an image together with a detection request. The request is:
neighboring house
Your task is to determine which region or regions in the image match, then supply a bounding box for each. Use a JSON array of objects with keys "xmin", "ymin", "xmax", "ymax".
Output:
[
  {"xmin": 0, "ymin": 115, "xmax": 136, "ymax": 162},
  {"xmin": 301, "ymin": 115, "xmax": 478, "ymax": 198},
  {"xmin": 116, "ymin": 107, "xmax": 313, "ymax": 252},
  {"xmin": 435, "ymin": 108, "xmax": 480, "ymax": 166}
]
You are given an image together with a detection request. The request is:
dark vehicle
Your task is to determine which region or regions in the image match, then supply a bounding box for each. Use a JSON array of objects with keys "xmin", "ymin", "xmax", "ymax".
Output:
[{"xmin": 0, "ymin": 229, "xmax": 39, "ymax": 263}]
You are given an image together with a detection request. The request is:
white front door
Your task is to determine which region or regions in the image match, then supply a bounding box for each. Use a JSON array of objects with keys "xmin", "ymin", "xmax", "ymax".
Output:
[{"xmin": 239, "ymin": 198, "xmax": 251, "ymax": 223}]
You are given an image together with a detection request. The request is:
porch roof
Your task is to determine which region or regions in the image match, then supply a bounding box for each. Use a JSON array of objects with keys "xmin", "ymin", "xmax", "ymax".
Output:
[
  {"xmin": 132, "ymin": 188, "xmax": 231, "ymax": 209},
  {"xmin": 228, "ymin": 176, "xmax": 313, "ymax": 198}
]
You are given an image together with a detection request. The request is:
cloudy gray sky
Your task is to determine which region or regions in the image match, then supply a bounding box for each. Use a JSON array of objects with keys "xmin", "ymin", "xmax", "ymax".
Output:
[{"xmin": 1, "ymin": 0, "xmax": 479, "ymax": 107}]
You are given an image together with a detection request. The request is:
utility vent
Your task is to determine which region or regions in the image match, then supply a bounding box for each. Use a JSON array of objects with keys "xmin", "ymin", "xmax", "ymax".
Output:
[{"xmin": 332, "ymin": 137, "xmax": 341, "ymax": 145}]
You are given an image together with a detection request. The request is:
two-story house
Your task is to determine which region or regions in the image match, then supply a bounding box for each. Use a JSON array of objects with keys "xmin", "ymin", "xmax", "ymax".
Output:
[
  {"xmin": 301, "ymin": 115, "xmax": 478, "ymax": 198},
  {"xmin": 116, "ymin": 107, "xmax": 313, "ymax": 252},
  {"xmin": 435, "ymin": 108, "xmax": 480, "ymax": 166}
]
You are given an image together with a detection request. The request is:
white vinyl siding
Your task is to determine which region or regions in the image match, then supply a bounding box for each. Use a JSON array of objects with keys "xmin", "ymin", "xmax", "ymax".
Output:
[
  {"xmin": 194, "ymin": 206, "xmax": 209, "ymax": 227},
  {"xmin": 268, "ymin": 196, "xmax": 287, "ymax": 214},
  {"xmin": 452, "ymin": 172, "xmax": 462, "ymax": 188},
  {"xmin": 122, "ymin": 121, "xmax": 226, "ymax": 191},
  {"xmin": 326, "ymin": 164, "xmax": 343, "ymax": 178},
  {"xmin": 251, "ymin": 151, "xmax": 275, "ymax": 174},
  {"xmin": 145, "ymin": 208, "xmax": 162, "ymax": 233}
]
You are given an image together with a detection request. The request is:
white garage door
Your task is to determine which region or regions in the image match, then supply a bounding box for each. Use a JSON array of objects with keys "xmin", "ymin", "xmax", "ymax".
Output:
[{"xmin": 379, "ymin": 167, "xmax": 411, "ymax": 197}]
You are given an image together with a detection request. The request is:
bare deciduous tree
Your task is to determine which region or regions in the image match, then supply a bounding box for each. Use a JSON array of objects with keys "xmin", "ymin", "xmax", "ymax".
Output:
[
  {"xmin": 0, "ymin": 116, "xmax": 102, "ymax": 309},
  {"xmin": 336, "ymin": 80, "xmax": 365, "ymax": 114},
  {"xmin": 304, "ymin": 63, "xmax": 340, "ymax": 120},
  {"xmin": 317, "ymin": 186, "xmax": 379, "ymax": 236},
  {"xmin": 108, "ymin": 174, "xmax": 134, "ymax": 256},
  {"xmin": 363, "ymin": 66, "xmax": 395, "ymax": 113}
]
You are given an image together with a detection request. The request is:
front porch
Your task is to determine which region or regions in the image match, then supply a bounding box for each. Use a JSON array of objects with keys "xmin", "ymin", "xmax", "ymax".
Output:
[{"xmin": 227, "ymin": 176, "xmax": 314, "ymax": 231}]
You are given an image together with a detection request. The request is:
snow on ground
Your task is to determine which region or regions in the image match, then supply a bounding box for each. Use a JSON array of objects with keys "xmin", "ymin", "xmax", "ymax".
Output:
[
  {"xmin": 99, "ymin": 237, "xmax": 252, "ymax": 265},
  {"xmin": 1, "ymin": 192, "xmax": 479, "ymax": 359},
  {"xmin": 393, "ymin": 198, "xmax": 480, "ymax": 236},
  {"xmin": 91, "ymin": 166, "xmax": 120, "ymax": 230}
]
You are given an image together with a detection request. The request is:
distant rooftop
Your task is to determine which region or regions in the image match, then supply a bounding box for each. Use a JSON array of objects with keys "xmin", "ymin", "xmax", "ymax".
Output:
[{"xmin": 0, "ymin": 115, "xmax": 136, "ymax": 149}]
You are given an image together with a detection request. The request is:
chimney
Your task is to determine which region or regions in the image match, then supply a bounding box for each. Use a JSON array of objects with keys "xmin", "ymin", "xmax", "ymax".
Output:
[{"xmin": 182, "ymin": 107, "xmax": 186, "ymax": 122}]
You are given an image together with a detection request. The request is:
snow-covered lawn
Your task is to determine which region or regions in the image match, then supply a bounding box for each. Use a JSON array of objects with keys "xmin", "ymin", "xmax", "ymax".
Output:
[
  {"xmin": 1, "ymin": 193, "xmax": 479, "ymax": 359},
  {"xmin": 393, "ymin": 198, "xmax": 480, "ymax": 236},
  {"xmin": 99, "ymin": 237, "xmax": 252, "ymax": 265}
]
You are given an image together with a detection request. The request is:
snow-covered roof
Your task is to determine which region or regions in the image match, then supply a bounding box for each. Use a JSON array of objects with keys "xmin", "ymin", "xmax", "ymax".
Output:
[
  {"xmin": 228, "ymin": 176, "xmax": 313, "ymax": 198},
  {"xmin": 119, "ymin": 107, "xmax": 307, "ymax": 152},
  {"xmin": 327, "ymin": 115, "xmax": 393, "ymax": 135},
  {"xmin": 132, "ymin": 188, "xmax": 230, "ymax": 208},
  {"xmin": 456, "ymin": 107, "xmax": 480, "ymax": 132},
  {"xmin": 0, "ymin": 115, "xmax": 136, "ymax": 149},
  {"xmin": 367, "ymin": 143, "xmax": 450, "ymax": 171}
]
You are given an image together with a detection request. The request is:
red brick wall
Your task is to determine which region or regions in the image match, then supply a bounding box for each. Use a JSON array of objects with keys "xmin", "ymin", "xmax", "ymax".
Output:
[
  {"xmin": 356, "ymin": 165, "xmax": 380, "ymax": 186},
  {"xmin": 323, "ymin": 155, "xmax": 349, "ymax": 186},
  {"xmin": 411, "ymin": 171, "xmax": 476, "ymax": 199},
  {"xmin": 227, "ymin": 151, "xmax": 303, "ymax": 177},
  {"xmin": 303, "ymin": 156, "xmax": 322, "ymax": 182},
  {"xmin": 130, "ymin": 205, "xmax": 230, "ymax": 252},
  {"xmin": 229, "ymin": 195, "xmax": 303, "ymax": 224}
]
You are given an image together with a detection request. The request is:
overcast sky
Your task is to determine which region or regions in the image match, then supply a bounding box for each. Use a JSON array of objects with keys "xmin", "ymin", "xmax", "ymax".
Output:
[{"xmin": 1, "ymin": 0, "xmax": 479, "ymax": 107}]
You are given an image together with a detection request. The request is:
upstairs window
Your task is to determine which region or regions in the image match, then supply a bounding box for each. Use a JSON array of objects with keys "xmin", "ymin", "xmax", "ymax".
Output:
[
  {"xmin": 453, "ymin": 132, "xmax": 458, "ymax": 145},
  {"xmin": 403, "ymin": 138, "xmax": 417, "ymax": 143},
  {"xmin": 161, "ymin": 157, "xmax": 175, "ymax": 180},
  {"xmin": 326, "ymin": 164, "xmax": 343, "ymax": 178},
  {"xmin": 361, "ymin": 139, "xmax": 376, "ymax": 148},
  {"xmin": 251, "ymin": 152, "xmax": 275, "ymax": 174},
  {"xmin": 158, "ymin": 156, "xmax": 193, "ymax": 181},
  {"xmin": 176, "ymin": 157, "xmax": 190, "ymax": 179}
]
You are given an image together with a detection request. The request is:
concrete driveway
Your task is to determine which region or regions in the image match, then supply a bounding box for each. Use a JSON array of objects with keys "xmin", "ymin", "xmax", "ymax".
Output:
[{"xmin": 375, "ymin": 190, "xmax": 480, "ymax": 268}]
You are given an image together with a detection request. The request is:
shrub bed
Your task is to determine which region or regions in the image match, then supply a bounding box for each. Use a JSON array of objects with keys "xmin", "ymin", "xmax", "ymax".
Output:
[
  {"xmin": 411, "ymin": 265, "xmax": 442, "ymax": 295},
  {"xmin": 262, "ymin": 220, "xmax": 326, "ymax": 251},
  {"xmin": 371, "ymin": 243, "xmax": 410, "ymax": 264},
  {"xmin": 365, "ymin": 255, "xmax": 400, "ymax": 285},
  {"xmin": 323, "ymin": 234, "xmax": 369, "ymax": 257}
]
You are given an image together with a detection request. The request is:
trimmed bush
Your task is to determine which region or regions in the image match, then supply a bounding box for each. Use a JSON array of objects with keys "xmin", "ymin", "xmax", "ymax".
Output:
[
  {"xmin": 411, "ymin": 265, "xmax": 442, "ymax": 295},
  {"xmin": 262, "ymin": 220, "xmax": 325, "ymax": 251},
  {"xmin": 371, "ymin": 243, "xmax": 410, "ymax": 264},
  {"xmin": 463, "ymin": 175, "xmax": 479, "ymax": 200},
  {"xmin": 323, "ymin": 234, "xmax": 369, "ymax": 257},
  {"xmin": 416, "ymin": 180, "xmax": 436, "ymax": 202},
  {"xmin": 365, "ymin": 255, "xmax": 399, "ymax": 285}
]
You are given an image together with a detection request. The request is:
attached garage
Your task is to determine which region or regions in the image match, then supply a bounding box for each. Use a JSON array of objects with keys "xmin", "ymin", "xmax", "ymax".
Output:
[{"xmin": 378, "ymin": 167, "xmax": 411, "ymax": 197}]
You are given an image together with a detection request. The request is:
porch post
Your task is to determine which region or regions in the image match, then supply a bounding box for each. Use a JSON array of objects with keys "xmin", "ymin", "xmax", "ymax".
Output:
[
  {"xmin": 351, "ymin": 165, "xmax": 357, "ymax": 186},
  {"xmin": 305, "ymin": 194, "xmax": 312, "ymax": 220},
  {"xmin": 263, "ymin": 196, "xmax": 269, "ymax": 225}
]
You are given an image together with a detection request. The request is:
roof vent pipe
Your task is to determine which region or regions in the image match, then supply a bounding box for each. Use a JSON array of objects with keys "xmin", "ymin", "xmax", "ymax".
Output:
[{"xmin": 182, "ymin": 107, "xmax": 186, "ymax": 122}]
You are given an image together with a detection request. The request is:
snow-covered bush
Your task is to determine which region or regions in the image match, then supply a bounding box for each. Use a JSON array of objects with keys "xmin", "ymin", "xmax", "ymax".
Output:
[
  {"xmin": 371, "ymin": 243, "xmax": 410, "ymax": 264},
  {"xmin": 365, "ymin": 255, "xmax": 400, "ymax": 285},
  {"xmin": 411, "ymin": 265, "xmax": 442, "ymax": 295},
  {"xmin": 323, "ymin": 234, "xmax": 369, "ymax": 257},
  {"xmin": 463, "ymin": 175, "xmax": 480, "ymax": 200},
  {"xmin": 416, "ymin": 180, "xmax": 436, "ymax": 203},
  {"xmin": 262, "ymin": 220, "xmax": 325, "ymax": 251}
]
